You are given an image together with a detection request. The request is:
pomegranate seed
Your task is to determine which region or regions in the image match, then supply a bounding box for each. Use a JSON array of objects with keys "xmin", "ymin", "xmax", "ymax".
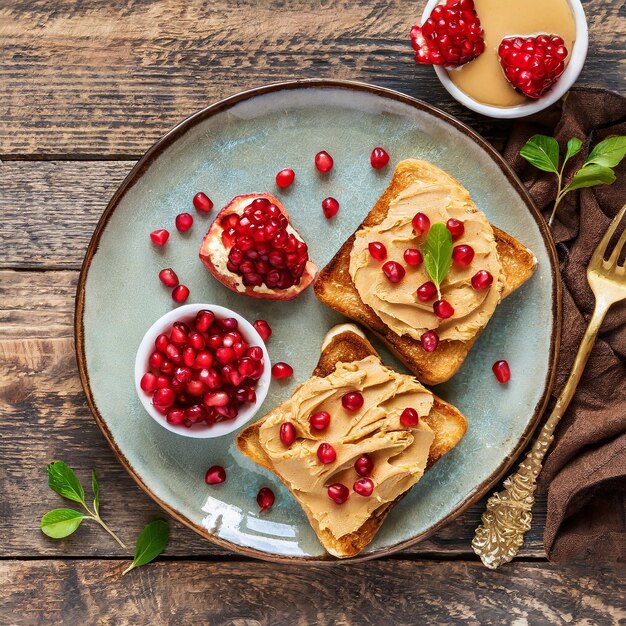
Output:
[
  {"xmin": 416, "ymin": 281, "xmax": 437, "ymax": 302},
  {"xmin": 342, "ymin": 391, "xmax": 364, "ymax": 411},
  {"xmin": 420, "ymin": 330, "xmax": 439, "ymax": 352},
  {"xmin": 194, "ymin": 351, "xmax": 213, "ymax": 369},
  {"xmin": 314, "ymin": 151, "xmax": 334, "ymax": 173},
  {"xmin": 172, "ymin": 284, "xmax": 189, "ymax": 303},
  {"xmin": 317, "ymin": 443, "xmax": 337, "ymax": 464},
  {"xmin": 353, "ymin": 477, "xmax": 374, "ymax": 497},
  {"xmin": 400, "ymin": 408, "xmax": 420, "ymax": 427},
  {"xmin": 272, "ymin": 362, "xmax": 293, "ymax": 379},
  {"xmin": 186, "ymin": 380, "xmax": 206, "ymax": 396},
  {"xmin": 370, "ymin": 147, "xmax": 390, "ymax": 169},
  {"xmin": 446, "ymin": 218, "xmax": 464, "ymax": 240},
  {"xmin": 205, "ymin": 465, "xmax": 226, "ymax": 484},
  {"xmin": 322, "ymin": 197, "xmax": 339, "ymax": 219},
  {"xmin": 355, "ymin": 454, "xmax": 374, "ymax": 477},
  {"xmin": 452, "ymin": 244, "xmax": 475, "ymax": 266},
  {"xmin": 216, "ymin": 347, "xmax": 236, "ymax": 364},
  {"xmin": 253, "ymin": 319, "xmax": 272, "ymax": 341},
  {"xmin": 170, "ymin": 322, "xmax": 188, "ymax": 346},
  {"xmin": 175, "ymin": 213, "xmax": 193, "ymax": 232},
  {"xmin": 155, "ymin": 334, "xmax": 169, "ymax": 353},
  {"xmin": 257, "ymin": 487, "xmax": 275, "ymax": 513},
  {"xmin": 233, "ymin": 342, "xmax": 248, "ymax": 358},
  {"xmin": 368, "ymin": 241, "xmax": 387, "ymax": 262},
  {"xmin": 309, "ymin": 411, "xmax": 331, "ymax": 431},
  {"xmin": 188, "ymin": 332, "xmax": 206, "ymax": 351},
  {"xmin": 165, "ymin": 343, "xmax": 181, "ymax": 363},
  {"xmin": 156, "ymin": 375, "xmax": 171, "ymax": 389},
  {"xmin": 203, "ymin": 391, "xmax": 230, "ymax": 407},
  {"xmin": 275, "ymin": 168, "xmax": 295, "ymax": 188},
  {"xmin": 193, "ymin": 192, "xmax": 213, "ymax": 213},
  {"xmin": 492, "ymin": 360, "xmax": 511, "ymax": 383},
  {"xmin": 412, "ymin": 212, "xmax": 430, "ymax": 235},
  {"xmin": 382, "ymin": 261, "xmax": 405, "ymax": 284},
  {"xmin": 208, "ymin": 334, "xmax": 223, "ymax": 350},
  {"xmin": 403, "ymin": 249, "xmax": 423, "ymax": 266},
  {"xmin": 279, "ymin": 422, "xmax": 296, "ymax": 446},
  {"xmin": 185, "ymin": 404, "xmax": 207, "ymax": 422},
  {"xmin": 195, "ymin": 310, "xmax": 215, "ymax": 333},
  {"xmin": 219, "ymin": 317, "xmax": 238, "ymax": 331},
  {"xmin": 246, "ymin": 346, "xmax": 264, "ymax": 361},
  {"xmin": 160, "ymin": 360, "xmax": 174, "ymax": 375},
  {"xmin": 140, "ymin": 372, "xmax": 158, "ymax": 393},
  {"xmin": 150, "ymin": 229, "xmax": 169, "ymax": 246},
  {"xmin": 153, "ymin": 387, "xmax": 175, "ymax": 408},
  {"xmin": 472, "ymin": 270, "xmax": 494, "ymax": 290},
  {"xmin": 158, "ymin": 268, "xmax": 179, "ymax": 287},
  {"xmin": 182, "ymin": 347, "xmax": 196, "ymax": 367},
  {"xmin": 327, "ymin": 483, "xmax": 349, "ymax": 504},
  {"xmin": 434, "ymin": 299, "xmax": 454, "ymax": 319},
  {"xmin": 149, "ymin": 351, "xmax": 163, "ymax": 369},
  {"xmin": 174, "ymin": 366, "xmax": 192, "ymax": 383},
  {"xmin": 166, "ymin": 408, "xmax": 185, "ymax": 425},
  {"xmin": 237, "ymin": 357, "xmax": 256, "ymax": 377}
]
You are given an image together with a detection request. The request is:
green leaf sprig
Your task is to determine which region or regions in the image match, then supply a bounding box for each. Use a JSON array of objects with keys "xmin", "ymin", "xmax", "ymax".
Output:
[
  {"xmin": 122, "ymin": 519, "xmax": 169, "ymax": 575},
  {"xmin": 520, "ymin": 134, "xmax": 626, "ymax": 227},
  {"xmin": 424, "ymin": 222, "xmax": 453, "ymax": 300}
]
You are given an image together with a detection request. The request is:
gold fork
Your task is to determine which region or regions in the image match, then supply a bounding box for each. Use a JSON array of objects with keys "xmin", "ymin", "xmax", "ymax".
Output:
[{"xmin": 472, "ymin": 204, "xmax": 626, "ymax": 569}]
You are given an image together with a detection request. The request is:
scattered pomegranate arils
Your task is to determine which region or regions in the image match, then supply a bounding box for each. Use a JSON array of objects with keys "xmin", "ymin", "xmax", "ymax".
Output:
[
  {"xmin": 382, "ymin": 261, "xmax": 406, "ymax": 284},
  {"xmin": 434, "ymin": 299, "xmax": 455, "ymax": 319},
  {"xmin": 355, "ymin": 454, "xmax": 374, "ymax": 477},
  {"xmin": 327, "ymin": 483, "xmax": 349, "ymax": 504},
  {"xmin": 172, "ymin": 284, "xmax": 190, "ymax": 303},
  {"xmin": 322, "ymin": 197, "xmax": 339, "ymax": 219},
  {"xmin": 159, "ymin": 268, "xmax": 179, "ymax": 288},
  {"xmin": 309, "ymin": 411, "xmax": 331, "ymax": 431},
  {"xmin": 353, "ymin": 477, "xmax": 374, "ymax": 497},
  {"xmin": 315, "ymin": 151, "xmax": 334, "ymax": 173},
  {"xmin": 420, "ymin": 330, "xmax": 440, "ymax": 353},
  {"xmin": 272, "ymin": 362, "xmax": 293, "ymax": 379},
  {"xmin": 205, "ymin": 465, "xmax": 226, "ymax": 484},
  {"xmin": 412, "ymin": 212, "xmax": 430, "ymax": 235},
  {"xmin": 257, "ymin": 487, "xmax": 275, "ymax": 513},
  {"xmin": 410, "ymin": 0, "xmax": 485, "ymax": 67},
  {"xmin": 416, "ymin": 281, "xmax": 438, "ymax": 302},
  {"xmin": 452, "ymin": 244, "xmax": 475, "ymax": 266},
  {"xmin": 253, "ymin": 319, "xmax": 272, "ymax": 341},
  {"xmin": 342, "ymin": 391, "xmax": 364, "ymax": 411},
  {"xmin": 492, "ymin": 360, "xmax": 511, "ymax": 383},
  {"xmin": 150, "ymin": 229, "xmax": 170, "ymax": 246},
  {"xmin": 317, "ymin": 443, "xmax": 337, "ymax": 464},
  {"xmin": 404, "ymin": 248, "xmax": 423, "ymax": 266},
  {"xmin": 446, "ymin": 218, "xmax": 465, "ymax": 240},
  {"xmin": 175, "ymin": 212, "xmax": 193, "ymax": 232},
  {"xmin": 153, "ymin": 387, "xmax": 175, "ymax": 408},
  {"xmin": 279, "ymin": 422, "xmax": 296, "ymax": 446},
  {"xmin": 498, "ymin": 35, "xmax": 568, "ymax": 99},
  {"xmin": 140, "ymin": 372, "xmax": 158, "ymax": 393},
  {"xmin": 400, "ymin": 407, "xmax": 420, "ymax": 427},
  {"xmin": 275, "ymin": 168, "xmax": 295, "ymax": 188},
  {"xmin": 471, "ymin": 270, "xmax": 493, "ymax": 290},
  {"xmin": 368, "ymin": 241, "xmax": 387, "ymax": 262},
  {"xmin": 193, "ymin": 192, "xmax": 213, "ymax": 213},
  {"xmin": 370, "ymin": 147, "xmax": 390, "ymax": 169},
  {"xmin": 166, "ymin": 408, "xmax": 186, "ymax": 425}
]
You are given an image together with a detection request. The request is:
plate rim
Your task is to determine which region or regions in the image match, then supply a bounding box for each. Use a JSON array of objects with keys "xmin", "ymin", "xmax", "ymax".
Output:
[{"xmin": 74, "ymin": 78, "xmax": 562, "ymax": 564}]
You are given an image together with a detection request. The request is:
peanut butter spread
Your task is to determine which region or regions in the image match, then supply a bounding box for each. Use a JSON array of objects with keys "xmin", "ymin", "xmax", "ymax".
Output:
[
  {"xmin": 258, "ymin": 356, "xmax": 434, "ymax": 538},
  {"xmin": 349, "ymin": 175, "xmax": 505, "ymax": 342}
]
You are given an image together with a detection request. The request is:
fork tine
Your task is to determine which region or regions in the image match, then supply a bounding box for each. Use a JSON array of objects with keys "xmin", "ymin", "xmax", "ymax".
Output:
[
  {"xmin": 607, "ymin": 226, "xmax": 626, "ymax": 267},
  {"xmin": 591, "ymin": 204, "xmax": 626, "ymax": 267}
]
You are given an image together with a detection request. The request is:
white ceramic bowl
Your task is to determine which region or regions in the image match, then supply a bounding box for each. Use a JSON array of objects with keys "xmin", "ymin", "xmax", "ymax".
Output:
[
  {"xmin": 422, "ymin": 0, "xmax": 588, "ymax": 119},
  {"xmin": 135, "ymin": 303, "xmax": 271, "ymax": 438}
]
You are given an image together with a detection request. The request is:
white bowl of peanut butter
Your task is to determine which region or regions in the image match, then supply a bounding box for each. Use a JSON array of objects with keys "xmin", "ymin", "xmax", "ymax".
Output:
[{"xmin": 422, "ymin": 0, "xmax": 588, "ymax": 119}]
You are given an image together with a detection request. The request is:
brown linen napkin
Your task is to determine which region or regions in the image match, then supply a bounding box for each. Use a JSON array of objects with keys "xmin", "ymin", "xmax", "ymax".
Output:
[{"xmin": 502, "ymin": 88, "xmax": 626, "ymax": 564}]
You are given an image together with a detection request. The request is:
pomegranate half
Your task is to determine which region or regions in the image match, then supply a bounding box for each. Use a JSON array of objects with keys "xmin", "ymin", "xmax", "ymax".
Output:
[{"xmin": 199, "ymin": 193, "xmax": 317, "ymax": 300}]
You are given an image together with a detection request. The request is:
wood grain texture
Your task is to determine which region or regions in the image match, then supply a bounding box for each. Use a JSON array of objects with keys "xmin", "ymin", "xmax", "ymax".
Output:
[
  {"xmin": 2, "ymin": 559, "xmax": 624, "ymax": 625},
  {"xmin": 1, "ymin": 0, "xmax": 623, "ymax": 157}
]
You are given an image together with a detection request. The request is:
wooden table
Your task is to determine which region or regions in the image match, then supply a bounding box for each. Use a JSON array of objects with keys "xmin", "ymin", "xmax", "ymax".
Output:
[{"xmin": 1, "ymin": 1, "xmax": 624, "ymax": 623}]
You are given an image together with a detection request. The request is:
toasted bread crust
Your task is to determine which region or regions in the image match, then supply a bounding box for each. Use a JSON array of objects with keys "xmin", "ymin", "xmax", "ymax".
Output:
[
  {"xmin": 313, "ymin": 159, "xmax": 537, "ymax": 385},
  {"xmin": 236, "ymin": 326, "xmax": 467, "ymax": 558}
]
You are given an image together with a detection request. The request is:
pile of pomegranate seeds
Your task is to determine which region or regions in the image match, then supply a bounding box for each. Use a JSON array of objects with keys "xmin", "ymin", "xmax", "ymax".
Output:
[
  {"xmin": 492, "ymin": 360, "xmax": 511, "ymax": 384},
  {"xmin": 221, "ymin": 198, "xmax": 310, "ymax": 291},
  {"xmin": 410, "ymin": 0, "xmax": 485, "ymax": 67},
  {"xmin": 140, "ymin": 309, "xmax": 265, "ymax": 428},
  {"xmin": 498, "ymin": 35, "xmax": 568, "ymax": 99}
]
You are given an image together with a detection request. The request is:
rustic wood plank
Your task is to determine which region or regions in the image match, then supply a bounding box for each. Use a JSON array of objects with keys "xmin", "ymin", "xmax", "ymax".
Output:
[
  {"xmin": 0, "ymin": 269, "xmax": 547, "ymax": 558},
  {"xmin": 1, "ymin": 0, "xmax": 623, "ymax": 157},
  {"xmin": 2, "ymin": 559, "xmax": 624, "ymax": 625}
]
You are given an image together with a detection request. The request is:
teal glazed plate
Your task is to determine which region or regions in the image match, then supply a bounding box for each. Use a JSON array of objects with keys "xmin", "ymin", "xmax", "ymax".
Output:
[{"xmin": 76, "ymin": 80, "xmax": 561, "ymax": 562}]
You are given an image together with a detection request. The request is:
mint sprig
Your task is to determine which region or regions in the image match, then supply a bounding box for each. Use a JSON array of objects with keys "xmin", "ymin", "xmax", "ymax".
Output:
[
  {"xmin": 520, "ymin": 134, "xmax": 626, "ymax": 226},
  {"xmin": 424, "ymin": 223, "xmax": 453, "ymax": 300}
]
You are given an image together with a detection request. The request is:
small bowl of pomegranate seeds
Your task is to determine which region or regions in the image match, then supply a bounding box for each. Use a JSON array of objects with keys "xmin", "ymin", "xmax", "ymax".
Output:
[{"xmin": 135, "ymin": 304, "xmax": 271, "ymax": 438}]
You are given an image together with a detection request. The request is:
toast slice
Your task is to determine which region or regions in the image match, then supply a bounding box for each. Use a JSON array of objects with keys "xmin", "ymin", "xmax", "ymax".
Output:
[
  {"xmin": 236, "ymin": 323, "xmax": 467, "ymax": 558},
  {"xmin": 314, "ymin": 159, "xmax": 537, "ymax": 386}
]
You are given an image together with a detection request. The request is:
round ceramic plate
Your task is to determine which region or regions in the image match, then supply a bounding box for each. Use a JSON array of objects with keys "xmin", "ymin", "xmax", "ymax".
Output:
[{"xmin": 76, "ymin": 79, "xmax": 560, "ymax": 562}]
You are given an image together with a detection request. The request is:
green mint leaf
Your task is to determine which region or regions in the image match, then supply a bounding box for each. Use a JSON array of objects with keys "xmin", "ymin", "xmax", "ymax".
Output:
[
  {"xmin": 92, "ymin": 470, "xmax": 100, "ymax": 514},
  {"xmin": 41, "ymin": 509, "xmax": 86, "ymax": 539},
  {"xmin": 563, "ymin": 164, "xmax": 616, "ymax": 193},
  {"xmin": 564, "ymin": 137, "xmax": 583, "ymax": 162},
  {"xmin": 123, "ymin": 519, "xmax": 169, "ymax": 575},
  {"xmin": 519, "ymin": 135, "xmax": 560, "ymax": 173},
  {"xmin": 585, "ymin": 136, "xmax": 626, "ymax": 168},
  {"xmin": 424, "ymin": 223, "xmax": 453, "ymax": 292},
  {"xmin": 47, "ymin": 461, "xmax": 85, "ymax": 505}
]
